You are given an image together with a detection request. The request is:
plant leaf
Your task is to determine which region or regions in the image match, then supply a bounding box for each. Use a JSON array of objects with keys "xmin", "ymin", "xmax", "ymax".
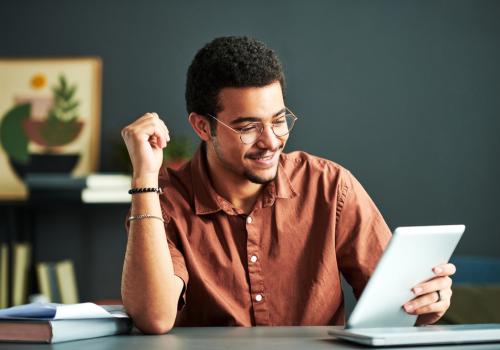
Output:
[
  {"xmin": 66, "ymin": 85, "xmax": 76, "ymax": 100},
  {"xmin": 0, "ymin": 103, "xmax": 31, "ymax": 163}
]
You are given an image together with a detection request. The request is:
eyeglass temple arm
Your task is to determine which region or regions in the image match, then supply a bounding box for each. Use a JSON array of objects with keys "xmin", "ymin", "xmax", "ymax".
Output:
[{"xmin": 206, "ymin": 113, "xmax": 240, "ymax": 134}]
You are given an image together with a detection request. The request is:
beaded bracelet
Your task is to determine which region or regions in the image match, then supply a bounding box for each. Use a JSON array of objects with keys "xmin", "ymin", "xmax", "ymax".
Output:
[{"xmin": 128, "ymin": 187, "xmax": 163, "ymax": 195}]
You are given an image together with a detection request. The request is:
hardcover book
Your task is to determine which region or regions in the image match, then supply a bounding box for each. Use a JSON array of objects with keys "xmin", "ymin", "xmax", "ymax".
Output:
[{"xmin": 0, "ymin": 302, "xmax": 132, "ymax": 343}]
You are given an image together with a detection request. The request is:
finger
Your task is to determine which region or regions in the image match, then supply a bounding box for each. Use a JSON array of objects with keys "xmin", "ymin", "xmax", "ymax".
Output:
[
  {"xmin": 412, "ymin": 276, "xmax": 452, "ymax": 296},
  {"xmin": 405, "ymin": 288, "xmax": 451, "ymax": 312},
  {"xmin": 433, "ymin": 263, "xmax": 456, "ymax": 277},
  {"xmin": 137, "ymin": 112, "xmax": 157, "ymax": 121},
  {"xmin": 404, "ymin": 292, "xmax": 437, "ymax": 314},
  {"xmin": 127, "ymin": 114, "xmax": 159, "ymax": 132},
  {"xmin": 124, "ymin": 119, "xmax": 168, "ymax": 146},
  {"xmin": 149, "ymin": 128, "xmax": 168, "ymax": 149},
  {"xmin": 149, "ymin": 133, "xmax": 167, "ymax": 149},
  {"xmin": 159, "ymin": 118, "xmax": 170, "ymax": 145},
  {"xmin": 411, "ymin": 292, "xmax": 450, "ymax": 316},
  {"xmin": 148, "ymin": 135, "xmax": 158, "ymax": 148},
  {"xmin": 147, "ymin": 113, "xmax": 169, "ymax": 146}
]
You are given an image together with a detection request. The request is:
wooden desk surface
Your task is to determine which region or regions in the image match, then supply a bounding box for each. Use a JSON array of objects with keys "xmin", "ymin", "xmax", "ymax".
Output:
[{"xmin": 1, "ymin": 326, "xmax": 500, "ymax": 350}]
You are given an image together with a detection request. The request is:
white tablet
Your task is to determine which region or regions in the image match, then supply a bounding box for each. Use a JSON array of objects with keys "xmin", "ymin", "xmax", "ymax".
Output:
[{"xmin": 346, "ymin": 224, "xmax": 465, "ymax": 329}]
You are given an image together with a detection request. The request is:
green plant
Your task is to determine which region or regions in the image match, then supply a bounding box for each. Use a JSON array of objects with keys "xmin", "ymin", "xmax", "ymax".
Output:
[
  {"xmin": 40, "ymin": 75, "xmax": 81, "ymax": 147},
  {"xmin": 163, "ymin": 135, "xmax": 193, "ymax": 162},
  {"xmin": 48, "ymin": 75, "xmax": 79, "ymax": 122}
]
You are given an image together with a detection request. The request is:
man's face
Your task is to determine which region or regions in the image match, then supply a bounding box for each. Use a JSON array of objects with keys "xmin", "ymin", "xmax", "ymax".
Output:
[{"xmin": 207, "ymin": 81, "xmax": 288, "ymax": 185}]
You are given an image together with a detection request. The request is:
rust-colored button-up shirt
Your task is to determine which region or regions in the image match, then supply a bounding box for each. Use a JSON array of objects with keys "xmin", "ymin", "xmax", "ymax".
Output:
[{"xmin": 154, "ymin": 145, "xmax": 391, "ymax": 326}]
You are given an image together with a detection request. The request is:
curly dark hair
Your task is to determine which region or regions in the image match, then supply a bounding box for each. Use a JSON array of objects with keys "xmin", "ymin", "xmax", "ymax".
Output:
[{"xmin": 185, "ymin": 36, "xmax": 285, "ymax": 132}]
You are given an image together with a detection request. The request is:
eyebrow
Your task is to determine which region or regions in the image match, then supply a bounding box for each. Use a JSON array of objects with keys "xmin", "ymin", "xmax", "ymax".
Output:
[{"xmin": 230, "ymin": 108, "xmax": 287, "ymax": 125}]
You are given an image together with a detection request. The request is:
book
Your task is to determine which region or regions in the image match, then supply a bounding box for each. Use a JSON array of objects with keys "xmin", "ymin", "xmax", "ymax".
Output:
[
  {"xmin": 0, "ymin": 318, "xmax": 132, "ymax": 343},
  {"xmin": 81, "ymin": 188, "xmax": 131, "ymax": 203},
  {"xmin": 24, "ymin": 173, "xmax": 132, "ymax": 203},
  {"xmin": 36, "ymin": 262, "xmax": 61, "ymax": 303},
  {"xmin": 55, "ymin": 260, "xmax": 79, "ymax": 304},
  {"xmin": 0, "ymin": 303, "xmax": 132, "ymax": 343},
  {"xmin": 85, "ymin": 174, "xmax": 131, "ymax": 189},
  {"xmin": 36, "ymin": 263, "xmax": 53, "ymax": 302},
  {"xmin": 25, "ymin": 173, "xmax": 131, "ymax": 190},
  {"xmin": 0, "ymin": 244, "xmax": 8, "ymax": 309},
  {"xmin": 11, "ymin": 243, "xmax": 31, "ymax": 306}
]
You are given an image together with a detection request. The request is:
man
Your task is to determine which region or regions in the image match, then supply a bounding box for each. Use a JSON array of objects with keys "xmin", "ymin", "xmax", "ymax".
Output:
[{"xmin": 121, "ymin": 36, "xmax": 455, "ymax": 334}]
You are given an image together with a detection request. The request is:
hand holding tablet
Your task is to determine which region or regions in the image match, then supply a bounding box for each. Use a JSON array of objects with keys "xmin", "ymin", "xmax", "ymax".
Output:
[
  {"xmin": 408, "ymin": 260, "xmax": 456, "ymax": 325},
  {"xmin": 326, "ymin": 225, "xmax": 500, "ymax": 347},
  {"xmin": 347, "ymin": 224, "xmax": 465, "ymax": 329}
]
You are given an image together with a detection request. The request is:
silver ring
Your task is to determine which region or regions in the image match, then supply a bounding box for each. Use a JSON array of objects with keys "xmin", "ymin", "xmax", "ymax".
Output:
[{"xmin": 436, "ymin": 290, "xmax": 442, "ymax": 302}]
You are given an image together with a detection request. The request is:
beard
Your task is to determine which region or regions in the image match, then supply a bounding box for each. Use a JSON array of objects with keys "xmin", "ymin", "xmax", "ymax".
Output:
[
  {"xmin": 211, "ymin": 136, "xmax": 282, "ymax": 185},
  {"xmin": 243, "ymin": 167, "xmax": 278, "ymax": 184}
]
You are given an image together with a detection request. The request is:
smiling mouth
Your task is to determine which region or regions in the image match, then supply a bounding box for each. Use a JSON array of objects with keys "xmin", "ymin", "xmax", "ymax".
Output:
[
  {"xmin": 246, "ymin": 152, "xmax": 280, "ymax": 168},
  {"xmin": 247, "ymin": 153, "xmax": 275, "ymax": 161}
]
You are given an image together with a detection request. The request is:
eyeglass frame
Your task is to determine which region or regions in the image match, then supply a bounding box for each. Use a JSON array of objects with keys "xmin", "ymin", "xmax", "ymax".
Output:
[{"xmin": 206, "ymin": 107, "xmax": 298, "ymax": 145}]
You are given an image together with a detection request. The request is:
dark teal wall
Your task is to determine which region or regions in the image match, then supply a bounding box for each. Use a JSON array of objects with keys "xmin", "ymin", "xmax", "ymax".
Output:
[{"xmin": 2, "ymin": 0, "xmax": 499, "ymax": 300}]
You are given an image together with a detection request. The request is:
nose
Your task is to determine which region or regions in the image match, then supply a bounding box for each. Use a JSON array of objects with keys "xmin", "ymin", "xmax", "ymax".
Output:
[{"xmin": 255, "ymin": 124, "xmax": 282, "ymax": 150}]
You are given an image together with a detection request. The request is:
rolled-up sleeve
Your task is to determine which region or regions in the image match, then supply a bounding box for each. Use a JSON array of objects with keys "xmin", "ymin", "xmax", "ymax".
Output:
[{"xmin": 164, "ymin": 220, "xmax": 189, "ymax": 310}]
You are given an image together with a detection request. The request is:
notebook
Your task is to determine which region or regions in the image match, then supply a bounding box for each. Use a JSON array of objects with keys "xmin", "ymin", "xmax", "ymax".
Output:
[{"xmin": 328, "ymin": 225, "xmax": 500, "ymax": 346}]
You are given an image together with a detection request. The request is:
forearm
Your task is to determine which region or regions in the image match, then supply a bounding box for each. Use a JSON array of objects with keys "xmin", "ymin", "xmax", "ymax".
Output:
[{"xmin": 121, "ymin": 189, "xmax": 181, "ymax": 334}]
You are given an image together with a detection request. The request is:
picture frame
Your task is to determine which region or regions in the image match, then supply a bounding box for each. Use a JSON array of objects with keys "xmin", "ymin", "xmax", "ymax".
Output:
[{"xmin": 0, "ymin": 57, "xmax": 102, "ymax": 200}]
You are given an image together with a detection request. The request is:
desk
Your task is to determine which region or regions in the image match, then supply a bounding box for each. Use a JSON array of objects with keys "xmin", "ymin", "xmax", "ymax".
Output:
[{"xmin": 1, "ymin": 326, "xmax": 499, "ymax": 350}]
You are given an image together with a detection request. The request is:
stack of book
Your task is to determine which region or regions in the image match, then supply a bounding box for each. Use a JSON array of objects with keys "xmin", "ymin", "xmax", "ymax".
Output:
[
  {"xmin": 36, "ymin": 260, "xmax": 79, "ymax": 304},
  {"xmin": 25, "ymin": 173, "xmax": 132, "ymax": 203},
  {"xmin": 0, "ymin": 302, "xmax": 132, "ymax": 343}
]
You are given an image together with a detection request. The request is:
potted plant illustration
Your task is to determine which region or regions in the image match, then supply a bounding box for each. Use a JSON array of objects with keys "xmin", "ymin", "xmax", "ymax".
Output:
[{"xmin": 0, "ymin": 75, "xmax": 84, "ymax": 178}]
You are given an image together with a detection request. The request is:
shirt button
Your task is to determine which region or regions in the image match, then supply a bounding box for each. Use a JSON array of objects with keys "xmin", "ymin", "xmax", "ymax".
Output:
[
  {"xmin": 255, "ymin": 294, "xmax": 263, "ymax": 302},
  {"xmin": 247, "ymin": 216, "xmax": 253, "ymax": 224},
  {"xmin": 250, "ymin": 255, "xmax": 258, "ymax": 263}
]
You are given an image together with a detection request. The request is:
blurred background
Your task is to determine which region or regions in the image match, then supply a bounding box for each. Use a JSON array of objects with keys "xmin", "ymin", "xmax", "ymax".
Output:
[{"xmin": 0, "ymin": 0, "xmax": 499, "ymax": 314}]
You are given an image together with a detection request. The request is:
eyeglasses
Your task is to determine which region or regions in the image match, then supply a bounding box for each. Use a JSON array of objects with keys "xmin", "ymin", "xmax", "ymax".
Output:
[{"xmin": 206, "ymin": 107, "xmax": 298, "ymax": 144}]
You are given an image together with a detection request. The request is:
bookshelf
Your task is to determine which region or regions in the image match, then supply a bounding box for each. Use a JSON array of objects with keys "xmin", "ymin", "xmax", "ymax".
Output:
[{"xmin": 0, "ymin": 174, "xmax": 131, "ymax": 307}]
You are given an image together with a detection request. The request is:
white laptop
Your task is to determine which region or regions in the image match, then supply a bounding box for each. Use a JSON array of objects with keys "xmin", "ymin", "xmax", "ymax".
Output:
[{"xmin": 329, "ymin": 225, "xmax": 500, "ymax": 346}]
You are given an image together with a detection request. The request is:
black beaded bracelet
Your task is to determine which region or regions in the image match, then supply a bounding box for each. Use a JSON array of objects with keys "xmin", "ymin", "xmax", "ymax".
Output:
[{"xmin": 128, "ymin": 187, "xmax": 163, "ymax": 195}]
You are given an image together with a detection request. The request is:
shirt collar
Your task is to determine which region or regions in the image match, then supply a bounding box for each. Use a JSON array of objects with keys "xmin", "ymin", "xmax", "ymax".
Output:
[
  {"xmin": 191, "ymin": 144, "xmax": 298, "ymax": 215},
  {"xmin": 191, "ymin": 144, "xmax": 223, "ymax": 215},
  {"xmin": 274, "ymin": 157, "xmax": 298, "ymax": 199}
]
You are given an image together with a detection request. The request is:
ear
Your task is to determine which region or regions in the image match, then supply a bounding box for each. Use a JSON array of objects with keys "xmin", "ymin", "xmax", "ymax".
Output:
[{"xmin": 188, "ymin": 112, "xmax": 212, "ymax": 141}]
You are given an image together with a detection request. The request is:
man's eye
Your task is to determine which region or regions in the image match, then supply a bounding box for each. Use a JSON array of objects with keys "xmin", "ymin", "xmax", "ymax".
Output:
[
  {"xmin": 240, "ymin": 125, "xmax": 258, "ymax": 133},
  {"xmin": 273, "ymin": 118, "xmax": 286, "ymax": 125}
]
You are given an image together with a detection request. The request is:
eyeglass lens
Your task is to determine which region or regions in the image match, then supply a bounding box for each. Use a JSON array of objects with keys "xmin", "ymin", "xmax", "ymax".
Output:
[{"xmin": 240, "ymin": 114, "xmax": 296, "ymax": 144}]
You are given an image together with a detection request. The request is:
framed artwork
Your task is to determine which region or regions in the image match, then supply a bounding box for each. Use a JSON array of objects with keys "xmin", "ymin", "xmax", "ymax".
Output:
[{"xmin": 0, "ymin": 58, "xmax": 102, "ymax": 200}]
